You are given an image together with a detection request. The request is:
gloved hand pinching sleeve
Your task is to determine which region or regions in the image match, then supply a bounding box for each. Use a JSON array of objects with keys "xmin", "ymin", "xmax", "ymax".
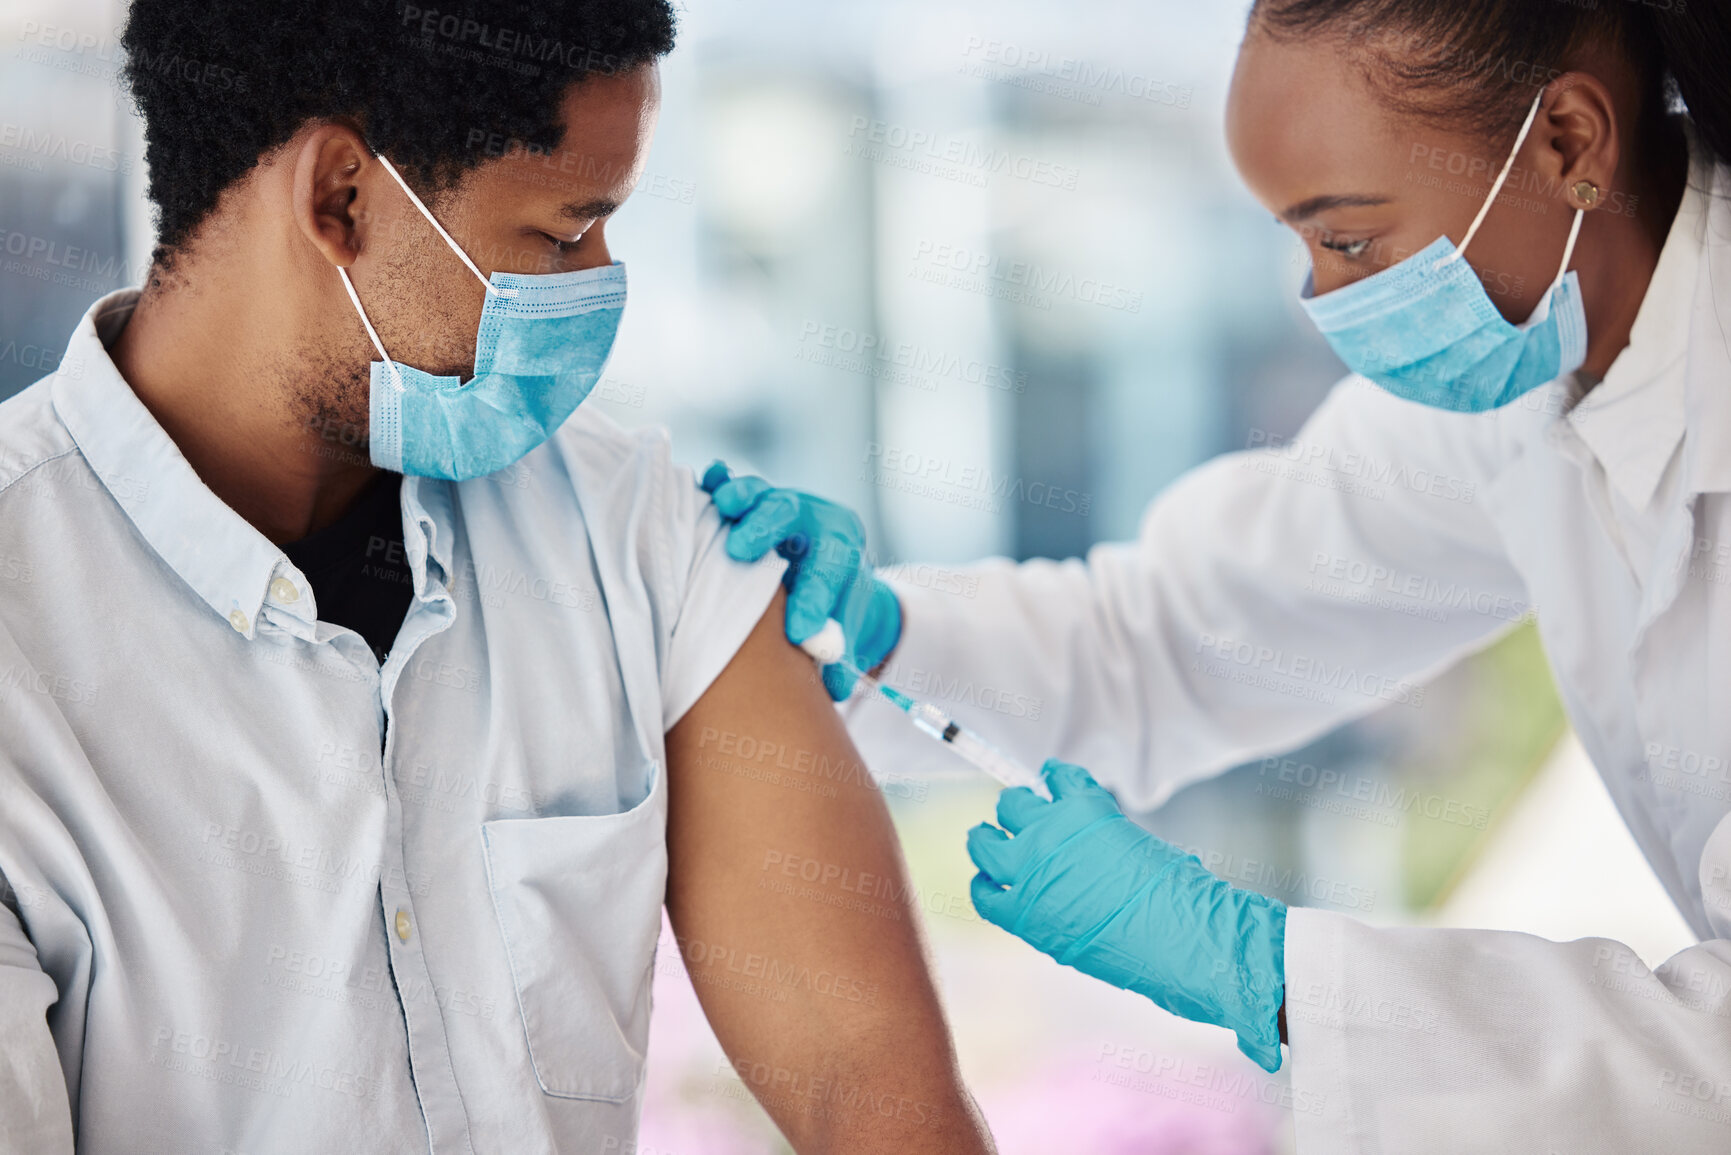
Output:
[{"xmin": 700, "ymin": 461, "xmax": 902, "ymax": 701}]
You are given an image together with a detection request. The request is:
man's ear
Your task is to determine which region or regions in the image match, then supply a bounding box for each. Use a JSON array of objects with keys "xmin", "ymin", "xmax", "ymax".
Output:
[
  {"xmin": 290, "ymin": 123, "xmax": 374, "ymax": 267},
  {"xmin": 1539, "ymin": 72, "xmax": 1621, "ymax": 212}
]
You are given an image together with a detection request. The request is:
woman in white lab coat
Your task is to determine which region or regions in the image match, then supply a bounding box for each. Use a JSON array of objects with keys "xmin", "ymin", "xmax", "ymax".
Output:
[{"xmin": 712, "ymin": 1, "xmax": 1731, "ymax": 1150}]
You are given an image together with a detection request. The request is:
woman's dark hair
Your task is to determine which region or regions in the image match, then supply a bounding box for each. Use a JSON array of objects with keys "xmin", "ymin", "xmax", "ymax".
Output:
[
  {"xmin": 122, "ymin": 0, "xmax": 678, "ymax": 265},
  {"xmin": 1249, "ymin": 0, "xmax": 1728, "ymax": 168}
]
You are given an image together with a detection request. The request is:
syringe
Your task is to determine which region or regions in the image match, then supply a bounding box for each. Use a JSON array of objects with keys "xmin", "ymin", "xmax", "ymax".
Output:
[
  {"xmin": 801, "ymin": 620, "xmax": 1049, "ymax": 798},
  {"xmin": 690, "ymin": 468, "xmax": 1045, "ymax": 795}
]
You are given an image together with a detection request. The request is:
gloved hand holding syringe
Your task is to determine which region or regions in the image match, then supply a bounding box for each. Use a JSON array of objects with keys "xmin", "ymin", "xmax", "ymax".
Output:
[
  {"xmin": 798, "ymin": 620, "xmax": 1051, "ymax": 799},
  {"xmin": 699, "ymin": 460, "xmax": 1047, "ymax": 798}
]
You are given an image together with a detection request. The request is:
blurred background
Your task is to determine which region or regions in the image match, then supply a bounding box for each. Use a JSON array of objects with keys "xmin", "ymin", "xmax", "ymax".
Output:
[{"xmin": 0, "ymin": 0, "xmax": 1696, "ymax": 1150}]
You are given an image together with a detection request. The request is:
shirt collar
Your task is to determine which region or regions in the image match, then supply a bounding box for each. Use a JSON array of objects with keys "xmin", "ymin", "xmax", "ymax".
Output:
[
  {"xmin": 48, "ymin": 291, "xmax": 459, "ymax": 636},
  {"xmin": 51, "ymin": 290, "xmax": 295, "ymax": 639},
  {"xmin": 402, "ymin": 474, "xmax": 456, "ymax": 596},
  {"xmin": 1681, "ymin": 159, "xmax": 1731, "ymax": 494},
  {"xmin": 1564, "ymin": 147, "xmax": 1713, "ymax": 510}
]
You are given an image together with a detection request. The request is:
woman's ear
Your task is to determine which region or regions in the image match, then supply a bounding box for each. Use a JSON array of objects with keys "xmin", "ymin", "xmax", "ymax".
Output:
[
  {"xmin": 1539, "ymin": 72, "xmax": 1621, "ymax": 212},
  {"xmin": 290, "ymin": 124, "xmax": 374, "ymax": 267}
]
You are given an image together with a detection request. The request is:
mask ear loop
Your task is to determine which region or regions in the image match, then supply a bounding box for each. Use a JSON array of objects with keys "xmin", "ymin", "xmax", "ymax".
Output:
[
  {"xmin": 1549, "ymin": 206, "xmax": 1586, "ymax": 290},
  {"xmin": 374, "ymin": 155, "xmax": 519, "ymax": 299},
  {"xmin": 1436, "ymin": 87, "xmax": 1548, "ymax": 270},
  {"xmin": 337, "ymin": 263, "xmax": 407, "ymax": 395}
]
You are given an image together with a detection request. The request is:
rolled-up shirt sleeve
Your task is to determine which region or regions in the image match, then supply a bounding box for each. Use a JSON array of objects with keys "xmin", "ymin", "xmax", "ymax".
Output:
[{"xmin": 657, "ymin": 463, "xmax": 789, "ymax": 731}]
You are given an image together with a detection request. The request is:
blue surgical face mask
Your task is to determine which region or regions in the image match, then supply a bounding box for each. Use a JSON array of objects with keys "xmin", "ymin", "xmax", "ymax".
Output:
[
  {"xmin": 336, "ymin": 156, "xmax": 627, "ymax": 480},
  {"xmin": 1297, "ymin": 90, "xmax": 1589, "ymax": 412}
]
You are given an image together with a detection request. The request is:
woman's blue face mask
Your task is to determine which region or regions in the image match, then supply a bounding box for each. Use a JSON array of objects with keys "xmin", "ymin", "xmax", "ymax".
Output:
[
  {"xmin": 337, "ymin": 156, "xmax": 626, "ymax": 481},
  {"xmin": 1297, "ymin": 89, "xmax": 1589, "ymax": 412}
]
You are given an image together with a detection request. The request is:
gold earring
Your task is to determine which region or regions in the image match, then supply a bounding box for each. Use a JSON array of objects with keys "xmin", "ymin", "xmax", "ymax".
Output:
[{"xmin": 1571, "ymin": 180, "xmax": 1602, "ymax": 208}]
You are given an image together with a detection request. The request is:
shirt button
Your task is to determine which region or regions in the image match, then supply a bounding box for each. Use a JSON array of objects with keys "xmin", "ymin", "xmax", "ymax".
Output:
[
  {"xmin": 270, "ymin": 577, "xmax": 301, "ymax": 603},
  {"xmin": 395, "ymin": 909, "xmax": 412, "ymax": 943},
  {"xmin": 227, "ymin": 609, "xmax": 249, "ymax": 633}
]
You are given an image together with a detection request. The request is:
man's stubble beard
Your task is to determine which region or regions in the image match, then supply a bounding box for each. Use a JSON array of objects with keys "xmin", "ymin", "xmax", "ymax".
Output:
[
  {"xmin": 285, "ymin": 334, "xmax": 375, "ymax": 470},
  {"xmin": 283, "ymin": 220, "xmax": 482, "ymax": 471},
  {"xmin": 283, "ymin": 231, "xmax": 429, "ymax": 470}
]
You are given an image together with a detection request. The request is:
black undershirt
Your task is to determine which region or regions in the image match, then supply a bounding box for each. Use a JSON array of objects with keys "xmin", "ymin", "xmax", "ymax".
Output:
[{"xmin": 281, "ymin": 472, "xmax": 416, "ymax": 666}]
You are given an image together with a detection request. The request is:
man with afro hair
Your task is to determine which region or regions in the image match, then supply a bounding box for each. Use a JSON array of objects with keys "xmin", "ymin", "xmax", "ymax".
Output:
[{"xmin": 0, "ymin": 2, "xmax": 996, "ymax": 1152}]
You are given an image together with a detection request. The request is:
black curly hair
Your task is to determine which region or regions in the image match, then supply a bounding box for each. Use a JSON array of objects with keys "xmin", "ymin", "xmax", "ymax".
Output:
[{"xmin": 121, "ymin": 0, "xmax": 677, "ymax": 267}]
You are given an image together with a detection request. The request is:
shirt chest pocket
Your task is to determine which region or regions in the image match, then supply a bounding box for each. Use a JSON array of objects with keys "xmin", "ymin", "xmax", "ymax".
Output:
[{"xmin": 479, "ymin": 758, "xmax": 667, "ymax": 1102}]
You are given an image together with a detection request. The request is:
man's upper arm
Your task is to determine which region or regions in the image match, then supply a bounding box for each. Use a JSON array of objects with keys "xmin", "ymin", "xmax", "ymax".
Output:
[
  {"xmin": 0, "ymin": 893, "xmax": 73, "ymax": 1154},
  {"xmin": 664, "ymin": 589, "xmax": 993, "ymax": 1154}
]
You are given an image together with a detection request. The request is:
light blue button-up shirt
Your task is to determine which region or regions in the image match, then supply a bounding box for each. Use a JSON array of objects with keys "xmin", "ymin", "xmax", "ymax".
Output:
[{"xmin": 0, "ymin": 291, "xmax": 783, "ymax": 1153}]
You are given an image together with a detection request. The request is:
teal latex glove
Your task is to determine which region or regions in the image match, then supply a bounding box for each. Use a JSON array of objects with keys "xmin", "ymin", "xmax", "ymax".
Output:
[
  {"xmin": 701, "ymin": 461, "xmax": 902, "ymax": 701},
  {"xmin": 968, "ymin": 760, "xmax": 1287, "ymax": 1072}
]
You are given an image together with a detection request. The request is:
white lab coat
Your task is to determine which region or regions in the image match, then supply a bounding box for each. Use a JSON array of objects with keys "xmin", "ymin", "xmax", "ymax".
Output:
[{"xmin": 847, "ymin": 156, "xmax": 1731, "ymax": 1152}]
